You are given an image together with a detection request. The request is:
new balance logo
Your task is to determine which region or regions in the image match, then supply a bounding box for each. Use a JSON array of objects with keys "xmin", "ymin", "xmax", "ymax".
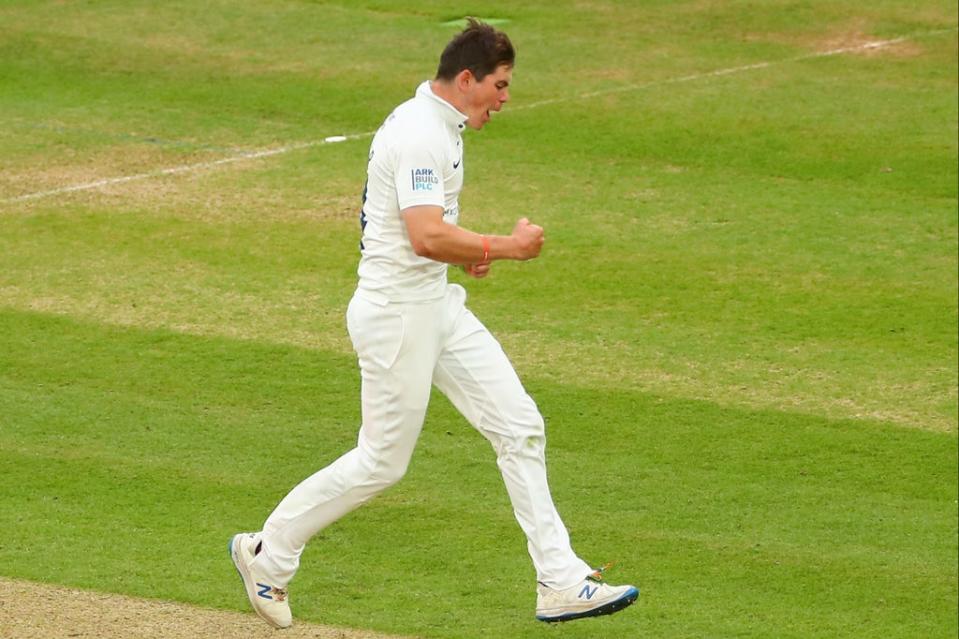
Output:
[
  {"xmin": 257, "ymin": 583, "xmax": 274, "ymax": 600},
  {"xmin": 579, "ymin": 584, "xmax": 599, "ymax": 600}
]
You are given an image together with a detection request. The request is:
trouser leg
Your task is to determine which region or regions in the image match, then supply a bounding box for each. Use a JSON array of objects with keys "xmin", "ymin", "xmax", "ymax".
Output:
[
  {"xmin": 255, "ymin": 295, "xmax": 438, "ymax": 586},
  {"xmin": 432, "ymin": 288, "xmax": 591, "ymax": 589}
]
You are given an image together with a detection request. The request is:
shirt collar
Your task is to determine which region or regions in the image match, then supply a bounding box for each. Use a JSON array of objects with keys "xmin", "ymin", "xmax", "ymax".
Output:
[{"xmin": 416, "ymin": 80, "xmax": 468, "ymax": 131}]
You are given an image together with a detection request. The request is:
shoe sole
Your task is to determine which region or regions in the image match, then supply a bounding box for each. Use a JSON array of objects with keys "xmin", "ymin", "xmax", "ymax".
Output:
[
  {"xmin": 229, "ymin": 534, "xmax": 289, "ymax": 629},
  {"xmin": 536, "ymin": 586, "xmax": 639, "ymax": 623}
]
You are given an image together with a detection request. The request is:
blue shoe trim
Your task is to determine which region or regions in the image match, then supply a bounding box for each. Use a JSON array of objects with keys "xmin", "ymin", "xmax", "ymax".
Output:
[
  {"xmin": 536, "ymin": 586, "xmax": 639, "ymax": 623},
  {"xmin": 229, "ymin": 535, "xmax": 244, "ymax": 581}
]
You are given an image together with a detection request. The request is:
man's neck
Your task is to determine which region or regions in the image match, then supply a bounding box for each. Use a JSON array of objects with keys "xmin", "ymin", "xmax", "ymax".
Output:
[{"xmin": 429, "ymin": 79, "xmax": 466, "ymax": 114}]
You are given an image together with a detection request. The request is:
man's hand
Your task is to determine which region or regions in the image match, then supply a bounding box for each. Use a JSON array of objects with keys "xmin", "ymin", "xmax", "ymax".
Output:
[
  {"xmin": 464, "ymin": 261, "xmax": 492, "ymax": 278},
  {"xmin": 512, "ymin": 217, "xmax": 545, "ymax": 260}
]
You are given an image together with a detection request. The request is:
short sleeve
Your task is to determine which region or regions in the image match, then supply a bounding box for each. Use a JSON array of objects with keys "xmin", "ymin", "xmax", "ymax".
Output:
[{"xmin": 393, "ymin": 136, "xmax": 446, "ymax": 211}]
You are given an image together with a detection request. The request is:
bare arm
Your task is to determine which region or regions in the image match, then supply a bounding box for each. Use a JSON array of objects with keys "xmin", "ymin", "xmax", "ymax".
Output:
[{"xmin": 402, "ymin": 205, "xmax": 545, "ymax": 268}]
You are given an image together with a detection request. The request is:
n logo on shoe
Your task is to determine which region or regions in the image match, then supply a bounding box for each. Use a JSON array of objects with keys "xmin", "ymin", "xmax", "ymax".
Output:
[
  {"xmin": 579, "ymin": 584, "xmax": 598, "ymax": 600},
  {"xmin": 256, "ymin": 583, "xmax": 274, "ymax": 600}
]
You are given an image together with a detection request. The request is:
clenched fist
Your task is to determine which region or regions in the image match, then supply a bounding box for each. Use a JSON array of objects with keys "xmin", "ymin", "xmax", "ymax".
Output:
[{"xmin": 512, "ymin": 217, "xmax": 545, "ymax": 260}]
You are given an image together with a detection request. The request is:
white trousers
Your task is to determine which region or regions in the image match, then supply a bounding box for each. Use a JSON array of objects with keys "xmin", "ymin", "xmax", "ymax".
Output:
[{"xmin": 255, "ymin": 284, "xmax": 591, "ymax": 589}]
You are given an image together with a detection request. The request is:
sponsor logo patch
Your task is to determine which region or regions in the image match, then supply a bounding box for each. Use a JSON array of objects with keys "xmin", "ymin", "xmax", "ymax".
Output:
[{"xmin": 411, "ymin": 168, "xmax": 439, "ymax": 191}]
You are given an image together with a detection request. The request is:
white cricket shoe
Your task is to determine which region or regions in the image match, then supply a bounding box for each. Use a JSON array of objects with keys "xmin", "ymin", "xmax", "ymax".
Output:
[
  {"xmin": 229, "ymin": 532, "xmax": 292, "ymax": 629},
  {"xmin": 535, "ymin": 566, "xmax": 639, "ymax": 623}
]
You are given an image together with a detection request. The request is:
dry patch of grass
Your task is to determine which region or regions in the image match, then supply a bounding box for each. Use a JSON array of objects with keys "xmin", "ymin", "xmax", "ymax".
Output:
[
  {"xmin": 501, "ymin": 330, "xmax": 957, "ymax": 433},
  {"xmin": 0, "ymin": 145, "xmax": 226, "ymax": 203},
  {"xmin": 2, "ymin": 147, "xmax": 361, "ymax": 225},
  {"xmin": 0, "ymin": 577, "xmax": 416, "ymax": 639},
  {"xmin": 815, "ymin": 28, "xmax": 926, "ymax": 57},
  {"xmin": 747, "ymin": 19, "xmax": 930, "ymax": 58},
  {"xmin": 0, "ymin": 285, "xmax": 355, "ymax": 357}
]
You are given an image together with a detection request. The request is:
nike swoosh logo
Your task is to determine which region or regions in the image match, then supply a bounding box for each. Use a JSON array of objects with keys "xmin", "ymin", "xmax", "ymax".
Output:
[{"xmin": 453, "ymin": 159, "xmax": 461, "ymax": 169}]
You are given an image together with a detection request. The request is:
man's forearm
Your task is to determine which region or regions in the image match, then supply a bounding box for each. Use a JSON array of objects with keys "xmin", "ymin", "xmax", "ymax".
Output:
[
  {"xmin": 403, "ymin": 205, "xmax": 525, "ymax": 264},
  {"xmin": 410, "ymin": 223, "xmax": 519, "ymax": 264}
]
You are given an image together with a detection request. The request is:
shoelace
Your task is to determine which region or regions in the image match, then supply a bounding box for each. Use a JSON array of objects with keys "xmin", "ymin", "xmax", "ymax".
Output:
[
  {"xmin": 586, "ymin": 562, "xmax": 615, "ymax": 583},
  {"xmin": 535, "ymin": 562, "xmax": 619, "ymax": 589}
]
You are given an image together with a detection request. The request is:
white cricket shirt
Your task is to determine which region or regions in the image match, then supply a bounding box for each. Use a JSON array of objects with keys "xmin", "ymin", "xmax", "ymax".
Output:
[{"xmin": 356, "ymin": 81, "xmax": 467, "ymax": 304}]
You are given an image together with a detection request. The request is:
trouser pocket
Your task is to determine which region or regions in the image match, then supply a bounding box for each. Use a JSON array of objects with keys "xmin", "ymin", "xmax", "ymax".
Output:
[{"xmin": 347, "ymin": 295, "xmax": 405, "ymax": 370}]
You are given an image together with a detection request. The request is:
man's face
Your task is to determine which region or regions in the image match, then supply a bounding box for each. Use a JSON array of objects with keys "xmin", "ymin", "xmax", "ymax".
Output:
[{"xmin": 463, "ymin": 64, "xmax": 512, "ymax": 130}]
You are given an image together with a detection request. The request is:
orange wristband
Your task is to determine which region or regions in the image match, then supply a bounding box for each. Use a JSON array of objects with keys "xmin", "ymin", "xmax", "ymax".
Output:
[{"xmin": 481, "ymin": 235, "xmax": 490, "ymax": 263}]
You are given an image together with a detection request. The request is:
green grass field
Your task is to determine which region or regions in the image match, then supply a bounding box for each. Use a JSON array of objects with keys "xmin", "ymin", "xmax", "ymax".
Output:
[{"xmin": 1, "ymin": 1, "xmax": 956, "ymax": 638}]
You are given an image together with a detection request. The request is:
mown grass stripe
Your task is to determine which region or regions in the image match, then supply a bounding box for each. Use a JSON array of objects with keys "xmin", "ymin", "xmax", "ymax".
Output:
[{"xmin": 4, "ymin": 27, "xmax": 953, "ymax": 206}]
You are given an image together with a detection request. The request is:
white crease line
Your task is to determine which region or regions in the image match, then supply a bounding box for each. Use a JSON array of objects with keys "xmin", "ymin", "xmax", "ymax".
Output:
[
  {"xmin": 512, "ymin": 61, "xmax": 774, "ymax": 111},
  {"xmin": 4, "ymin": 27, "xmax": 955, "ymax": 205},
  {"xmin": 514, "ymin": 28, "xmax": 956, "ymax": 111},
  {"xmin": 4, "ymin": 132, "xmax": 373, "ymax": 204}
]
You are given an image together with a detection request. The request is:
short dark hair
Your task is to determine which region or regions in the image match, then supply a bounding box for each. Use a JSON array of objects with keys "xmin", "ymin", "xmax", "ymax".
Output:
[{"xmin": 435, "ymin": 18, "xmax": 515, "ymax": 81}]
